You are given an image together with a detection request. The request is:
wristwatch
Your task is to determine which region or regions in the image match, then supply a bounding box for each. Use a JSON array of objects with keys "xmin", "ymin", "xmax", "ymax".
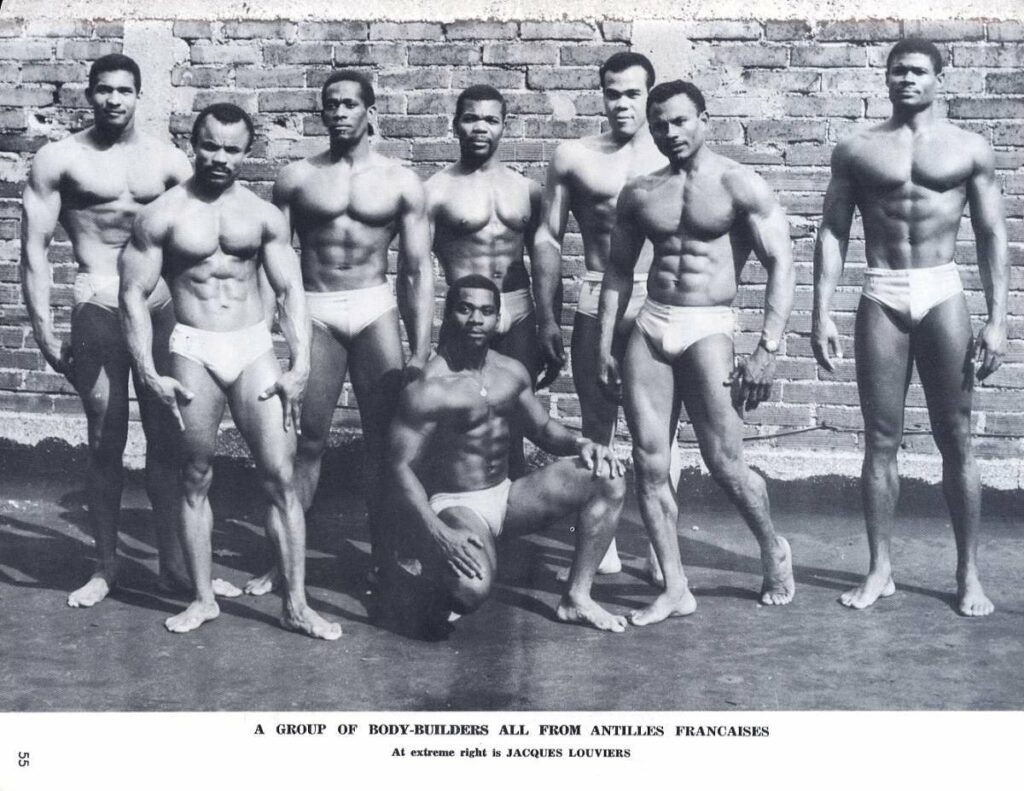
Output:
[{"xmin": 758, "ymin": 333, "xmax": 779, "ymax": 353}]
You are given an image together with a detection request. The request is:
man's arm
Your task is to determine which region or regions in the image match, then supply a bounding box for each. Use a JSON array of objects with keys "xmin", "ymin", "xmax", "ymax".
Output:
[
  {"xmin": 513, "ymin": 363, "xmax": 623, "ymax": 478},
  {"xmin": 388, "ymin": 385, "xmax": 486, "ymax": 578},
  {"xmin": 258, "ymin": 202, "xmax": 311, "ymax": 432},
  {"xmin": 20, "ymin": 145, "xmax": 70, "ymax": 376},
  {"xmin": 596, "ymin": 184, "xmax": 645, "ymax": 402},
  {"xmin": 120, "ymin": 202, "xmax": 193, "ymax": 430},
  {"xmin": 395, "ymin": 170, "xmax": 434, "ymax": 373},
  {"xmin": 531, "ymin": 146, "xmax": 572, "ymax": 381},
  {"xmin": 265, "ymin": 168, "xmax": 299, "ymax": 324},
  {"xmin": 727, "ymin": 167, "xmax": 796, "ymax": 410},
  {"xmin": 812, "ymin": 143, "xmax": 856, "ymax": 372},
  {"xmin": 967, "ymin": 138, "xmax": 1009, "ymax": 381}
]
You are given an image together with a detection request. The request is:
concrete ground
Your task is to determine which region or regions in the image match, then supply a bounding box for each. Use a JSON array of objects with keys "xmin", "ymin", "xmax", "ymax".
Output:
[{"xmin": 1, "ymin": 448, "xmax": 1022, "ymax": 712}]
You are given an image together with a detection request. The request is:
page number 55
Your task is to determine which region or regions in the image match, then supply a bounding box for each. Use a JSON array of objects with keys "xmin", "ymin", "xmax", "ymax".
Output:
[{"xmin": 18, "ymin": 751, "xmax": 30, "ymax": 767}]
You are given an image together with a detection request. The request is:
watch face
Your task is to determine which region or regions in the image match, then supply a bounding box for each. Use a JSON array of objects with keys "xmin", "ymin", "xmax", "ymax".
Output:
[{"xmin": 761, "ymin": 337, "xmax": 779, "ymax": 353}]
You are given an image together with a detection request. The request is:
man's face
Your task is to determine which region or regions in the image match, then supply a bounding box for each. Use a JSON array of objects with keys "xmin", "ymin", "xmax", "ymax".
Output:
[
  {"xmin": 887, "ymin": 52, "xmax": 942, "ymax": 110},
  {"xmin": 322, "ymin": 80, "xmax": 374, "ymax": 144},
  {"xmin": 455, "ymin": 99, "xmax": 505, "ymax": 162},
  {"xmin": 193, "ymin": 117, "xmax": 250, "ymax": 189},
  {"xmin": 451, "ymin": 287, "xmax": 500, "ymax": 347},
  {"xmin": 601, "ymin": 65, "xmax": 650, "ymax": 140},
  {"xmin": 86, "ymin": 69, "xmax": 138, "ymax": 132},
  {"xmin": 648, "ymin": 93, "xmax": 707, "ymax": 165}
]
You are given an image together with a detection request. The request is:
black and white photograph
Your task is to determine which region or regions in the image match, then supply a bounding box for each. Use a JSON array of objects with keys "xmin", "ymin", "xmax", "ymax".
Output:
[{"xmin": 0, "ymin": 0, "xmax": 1021, "ymax": 785}]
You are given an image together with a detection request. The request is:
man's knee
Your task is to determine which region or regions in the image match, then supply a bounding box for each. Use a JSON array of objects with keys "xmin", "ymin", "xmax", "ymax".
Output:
[
  {"xmin": 704, "ymin": 444, "xmax": 745, "ymax": 491},
  {"xmin": 181, "ymin": 458, "xmax": 214, "ymax": 502},
  {"xmin": 587, "ymin": 467, "xmax": 626, "ymax": 504},
  {"xmin": 260, "ymin": 457, "xmax": 297, "ymax": 507},
  {"xmin": 448, "ymin": 572, "xmax": 492, "ymax": 615},
  {"xmin": 863, "ymin": 429, "xmax": 902, "ymax": 462},
  {"xmin": 633, "ymin": 445, "xmax": 671, "ymax": 494},
  {"xmin": 932, "ymin": 417, "xmax": 973, "ymax": 465},
  {"xmin": 87, "ymin": 423, "xmax": 128, "ymax": 467}
]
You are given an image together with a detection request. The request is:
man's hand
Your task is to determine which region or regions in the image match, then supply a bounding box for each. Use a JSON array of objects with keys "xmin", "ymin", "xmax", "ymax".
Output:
[
  {"xmin": 597, "ymin": 353, "xmax": 622, "ymax": 404},
  {"xmin": 811, "ymin": 313, "xmax": 843, "ymax": 372},
  {"xmin": 146, "ymin": 374, "xmax": 194, "ymax": 432},
  {"xmin": 725, "ymin": 346, "xmax": 775, "ymax": 413},
  {"xmin": 535, "ymin": 320, "xmax": 565, "ymax": 390},
  {"xmin": 431, "ymin": 521, "xmax": 485, "ymax": 579},
  {"xmin": 402, "ymin": 354, "xmax": 429, "ymax": 387},
  {"xmin": 974, "ymin": 320, "xmax": 1006, "ymax": 381},
  {"xmin": 259, "ymin": 368, "xmax": 307, "ymax": 433},
  {"xmin": 576, "ymin": 438, "xmax": 625, "ymax": 479},
  {"xmin": 43, "ymin": 338, "xmax": 75, "ymax": 382}
]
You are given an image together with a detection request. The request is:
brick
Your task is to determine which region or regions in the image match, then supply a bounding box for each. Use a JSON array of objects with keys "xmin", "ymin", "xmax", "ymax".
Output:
[
  {"xmin": 599, "ymin": 21, "xmax": 632, "ymax": 43},
  {"xmin": 451, "ymin": 68, "xmax": 525, "ymax": 89},
  {"xmin": 0, "ymin": 135, "xmax": 47, "ymax": 153},
  {"xmin": 784, "ymin": 96, "xmax": 864, "ymax": 118},
  {"xmin": 791, "ymin": 44, "xmax": 867, "ymax": 68},
  {"xmin": 715, "ymin": 144, "xmax": 784, "ymax": 165},
  {"xmin": 821, "ymin": 69, "xmax": 887, "ymax": 93},
  {"xmin": 994, "ymin": 122, "xmax": 1024, "ymax": 146},
  {"xmin": 223, "ymin": 20, "xmax": 295, "ymax": 39},
  {"xmin": 987, "ymin": 72, "xmax": 1024, "ymax": 93},
  {"xmin": 173, "ymin": 20, "xmax": 214, "ymax": 39},
  {"xmin": 192, "ymin": 91, "xmax": 258, "ymax": 114},
  {"xmin": 26, "ymin": 20, "xmax": 94, "ymax": 37},
  {"xmin": 236, "ymin": 67, "xmax": 305, "ymax": 89},
  {"xmin": 0, "ymin": 110, "xmax": 25, "ymax": 130},
  {"xmin": 677, "ymin": 21, "xmax": 762, "ymax": 40},
  {"xmin": 558, "ymin": 43, "xmax": 627, "ymax": 66},
  {"xmin": 57, "ymin": 40, "xmax": 122, "ymax": 59},
  {"xmin": 505, "ymin": 92, "xmax": 553, "ymax": 115},
  {"xmin": 0, "ymin": 18, "xmax": 24, "ymax": 37},
  {"xmin": 693, "ymin": 43, "xmax": 789, "ymax": 68},
  {"xmin": 748, "ymin": 119, "xmax": 827, "ymax": 144},
  {"xmin": 954, "ymin": 45, "xmax": 1024, "ymax": 68},
  {"xmin": 259, "ymin": 90, "xmax": 318, "ymax": 113},
  {"xmin": 1, "ymin": 40, "xmax": 55, "ymax": 60},
  {"xmin": 817, "ymin": 21, "xmax": 901, "ymax": 42},
  {"xmin": 445, "ymin": 21, "xmax": 518, "ymax": 40},
  {"xmin": 522, "ymin": 117, "xmax": 602, "ymax": 138},
  {"xmin": 742, "ymin": 69, "xmax": 820, "ymax": 92},
  {"xmin": 0, "ymin": 86, "xmax": 55, "ymax": 108},
  {"xmin": 406, "ymin": 92, "xmax": 457, "ymax": 115},
  {"xmin": 370, "ymin": 22, "xmax": 443, "ymax": 40},
  {"xmin": 707, "ymin": 118, "xmax": 744, "ymax": 142},
  {"xmin": 297, "ymin": 21, "xmax": 369, "ymax": 40},
  {"xmin": 520, "ymin": 21, "xmax": 596, "ymax": 40},
  {"xmin": 378, "ymin": 115, "xmax": 448, "ymax": 138},
  {"xmin": 707, "ymin": 97, "xmax": 769, "ymax": 117},
  {"xmin": 483, "ymin": 42, "xmax": 559, "ymax": 65},
  {"xmin": 988, "ymin": 22, "xmax": 1024, "ymax": 42},
  {"xmin": 191, "ymin": 43, "xmax": 258, "ymax": 65},
  {"xmin": 379, "ymin": 69, "xmax": 451, "ymax": 90},
  {"xmin": 170, "ymin": 65, "xmax": 231, "ymax": 89},
  {"xmin": 408, "ymin": 44, "xmax": 481, "ymax": 66},
  {"xmin": 526, "ymin": 67, "xmax": 599, "ymax": 90},
  {"xmin": 762, "ymin": 170, "xmax": 831, "ymax": 191},
  {"xmin": 765, "ymin": 20, "xmax": 812, "ymax": 40},
  {"xmin": 263, "ymin": 43, "xmax": 331, "ymax": 65},
  {"xmin": 903, "ymin": 20, "xmax": 985, "ymax": 41},
  {"xmin": 333, "ymin": 43, "xmax": 406, "ymax": 67},
  {"xmin": 411, "ymin": 140, "xmax": 460, "ymax": 161},
  {"xmin": 573, "ymin": 94, "xmax": 606, "ymax": 116},
  {"xmin": 948, "ymin": 98, "xmax": 1024, "ymax": 119}
]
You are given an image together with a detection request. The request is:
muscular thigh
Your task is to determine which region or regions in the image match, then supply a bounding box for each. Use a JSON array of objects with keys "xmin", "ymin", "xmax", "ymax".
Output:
[
  {"xmin": 434, "ymin": 507, "xmax": 498, "ymax": 575},
  {"xmin": 912, "ymin": 293, "xmax": 974, "ymax": 431},
  {"xmin": 622, "ymin": 326, "xmax": 678, "ymax": 460},
  {"xmin": 855, "ymin": 297, "xmax": 913, "ymax": 439},
  {"xmin": 136, "ymin": 302, "xmax": 181, "ymax": 452},
  {"xmin": 227, "ymin": 352, "xmax": 297, "ymax": 470},
  {"xmin": 70, "ymin": 305, "xmax": 130, "ymax": 421},
  {"xmin": 348, "ymin": 310, "xmax": 404, "ymax": 436},
  {"xmin": 300, "ymin": 325, "xmax": 349, "ymax": 444},
  {"xmin": 171, "ymin": 354, "xmax": 227, "ymax": 463},
  {"xmin": 677, "ymin": 334, "xmax": 744, "ymax": 459},
  {"xmin": 571, "ymin": 313, "xmax": 618, "ymax": 441},
  {"xmin": 494, "ymin": 314, "xmax": 543, "ymax": 383},
  {"xmin": 504, "ymin": 457, "xmax": 599, "ymax": 538}
]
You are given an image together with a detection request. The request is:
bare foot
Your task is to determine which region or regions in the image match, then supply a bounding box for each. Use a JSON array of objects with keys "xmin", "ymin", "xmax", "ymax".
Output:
[
  {"xmin": 643, "ymin": 542, "xmax": 664, "ymax": 587},
  {"xmin": 67, "ymin": 573, "xmax": 114, "ymax": 608},
  {"xmin": 557, "ymin": 595, "xmax": 627, "ymax": 633},
  {"xmin": 159, "ymin": 572, "xmax": 242, "ymax": 599},
  {"xmin": 760, "ymin": 536, "xmax": 795, "ymax": 605},
  {"xmin": 556, "ymin": 537, "xmax": 623, "ymax": 583},
  {"xmin": 165, "ymin": 601, "xmax": 220, "ymax": 633},
  {"xmin": 840, "ymin": 571, "xmax": 896, "ymax": 610},
  {"xmin": 629, "ymin": 588, "xmax": 697, "ymax": 626},
  {"xmin": 281, "ymin": 604, "xmax": 342, "ymax": 641},
  {"xmin": 957, "ymin": 575, "xmax": 994, "ymax": 617},
  {"xmin": 212, "ymin": 578, "xmax": 243, "ymax": 598},
  {"xmin": 244, "ymin": 569, "xmax": 279, "ymax": 596}
]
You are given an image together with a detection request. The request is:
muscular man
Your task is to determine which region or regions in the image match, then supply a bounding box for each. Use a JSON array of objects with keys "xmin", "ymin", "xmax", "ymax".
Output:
[
  {"xmin": 424, "ymin": 85, "xmax": 542, "ymax": 478},
  {"xmin": 248, "ymin": 70, "xmax": 433, "ymax": 592},
  {"xmin": 121, "ymin": 103, "xmax": 340, "ymax": 640},
  {"xmin": 20, "ymin": 54, "xmax": 224, "ymax": 606},
  {"xmin": 533, "ymin": 52, "xmax": 670, "ymax": 577},
  {"xmin": 599, "ymin": 81, "xmax": 796, "ymax": 625},
  {"xmin": 389, "ymin": 275, "xmax": 628, "ymax": 632},
  {"xmin": 813, "ymin": 39, "xmax": 1006, "ymax": 617}
]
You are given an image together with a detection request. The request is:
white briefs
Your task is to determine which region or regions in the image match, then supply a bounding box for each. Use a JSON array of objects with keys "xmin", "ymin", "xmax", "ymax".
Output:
[
  {"xmin": 575, "ymin": 270, "xmax": 649, "ymax": 321},
  {"xmin": 496, "ymin": 288, "xmax": 533, "ymax": 335},
  {"xmin": 429, "ymin": 478, "xmax": 513, "ymax": 539},
  {"xmin": 306, "ymin": 282, "xmax": 398, "ymax": 344},
  {"xmin": 169, "ymin": 321, "xmax": 274, "ymax": 388},
  {"xmin": 73, "ymin": 272, "xmax": 172, "ymax": 314},
  {"xmin": 635, "ymin": 299, "xmax": 736, "ymax": 362},
  {"xmin": 861, "ymin": 262, "xmax": 963, "ymax": 329}
]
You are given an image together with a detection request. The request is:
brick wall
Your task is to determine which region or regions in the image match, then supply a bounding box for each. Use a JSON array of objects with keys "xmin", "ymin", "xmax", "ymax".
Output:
[{"xmin": 0, "ymin": 17, "xmax": 1021, "ymax": 460}]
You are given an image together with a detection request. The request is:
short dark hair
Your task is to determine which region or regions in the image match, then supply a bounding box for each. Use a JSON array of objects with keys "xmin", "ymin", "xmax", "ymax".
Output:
[
  {"xmin": 191, "ymin": 103, "xmax": 255, "ymax": 150},
  {"xmin": 439, "ymin": 275, "xmax": 502, "ymax": 349},
  {"xmin": 886, "ymin": 38, "xmax": 944, "ymax": 74},
  {"xmin": 646, "ymin": 80, "xmax": 706, "ymax": 116},
  {"xmin": 599, "ymin": 51, "xmax": 655, "ymax": 89},
  {"xmin": 321, "ymin": 69, "xmax": 376, "ymax": 108},
  {"xmin": 88, "ymin": 54, "xmax": 141, "ymax": 92},
  {"xmin": 454, "ymin": 84, "xmax": 507, "ymax": 120}
]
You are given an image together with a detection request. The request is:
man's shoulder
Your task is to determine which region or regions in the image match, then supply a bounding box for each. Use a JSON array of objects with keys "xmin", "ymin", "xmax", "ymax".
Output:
[
  {"xmin": 936, "ymin": 121, "xmax": 991, "ymax": 157},
  {"xmin": 32, "ymin": 133, "xmax": 83, "ymax": 171},
  {"xmin": 367, "ymin": 153, "xmax": 422, "ymax": 193},
  {"xmin": 488, "ymin": 349, "xmax": 532, "ymax": 387}
]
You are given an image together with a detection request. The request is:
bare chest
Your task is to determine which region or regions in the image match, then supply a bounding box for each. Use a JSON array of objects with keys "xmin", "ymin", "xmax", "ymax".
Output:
[
  {"xmin": 62, "ymin": 148, "xmax": 170, "ymax": 210},
  {"xmin": 637, "ymin": 176, "xmax": 738, "ymax": 241},
  {"xmin": 167, "ymin": 203, "xmax": 262, "ymax": 265},
  {"xmin": 434, "ymin": 176, "xmax": 531, "ymax": 238},
  {"xmin": 851, "ymin": 137, "xmax": 974, "ymax": 197},
  {"xmin": 292, "ymin": 167, "xmax": 402, "ymax": 229}
]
